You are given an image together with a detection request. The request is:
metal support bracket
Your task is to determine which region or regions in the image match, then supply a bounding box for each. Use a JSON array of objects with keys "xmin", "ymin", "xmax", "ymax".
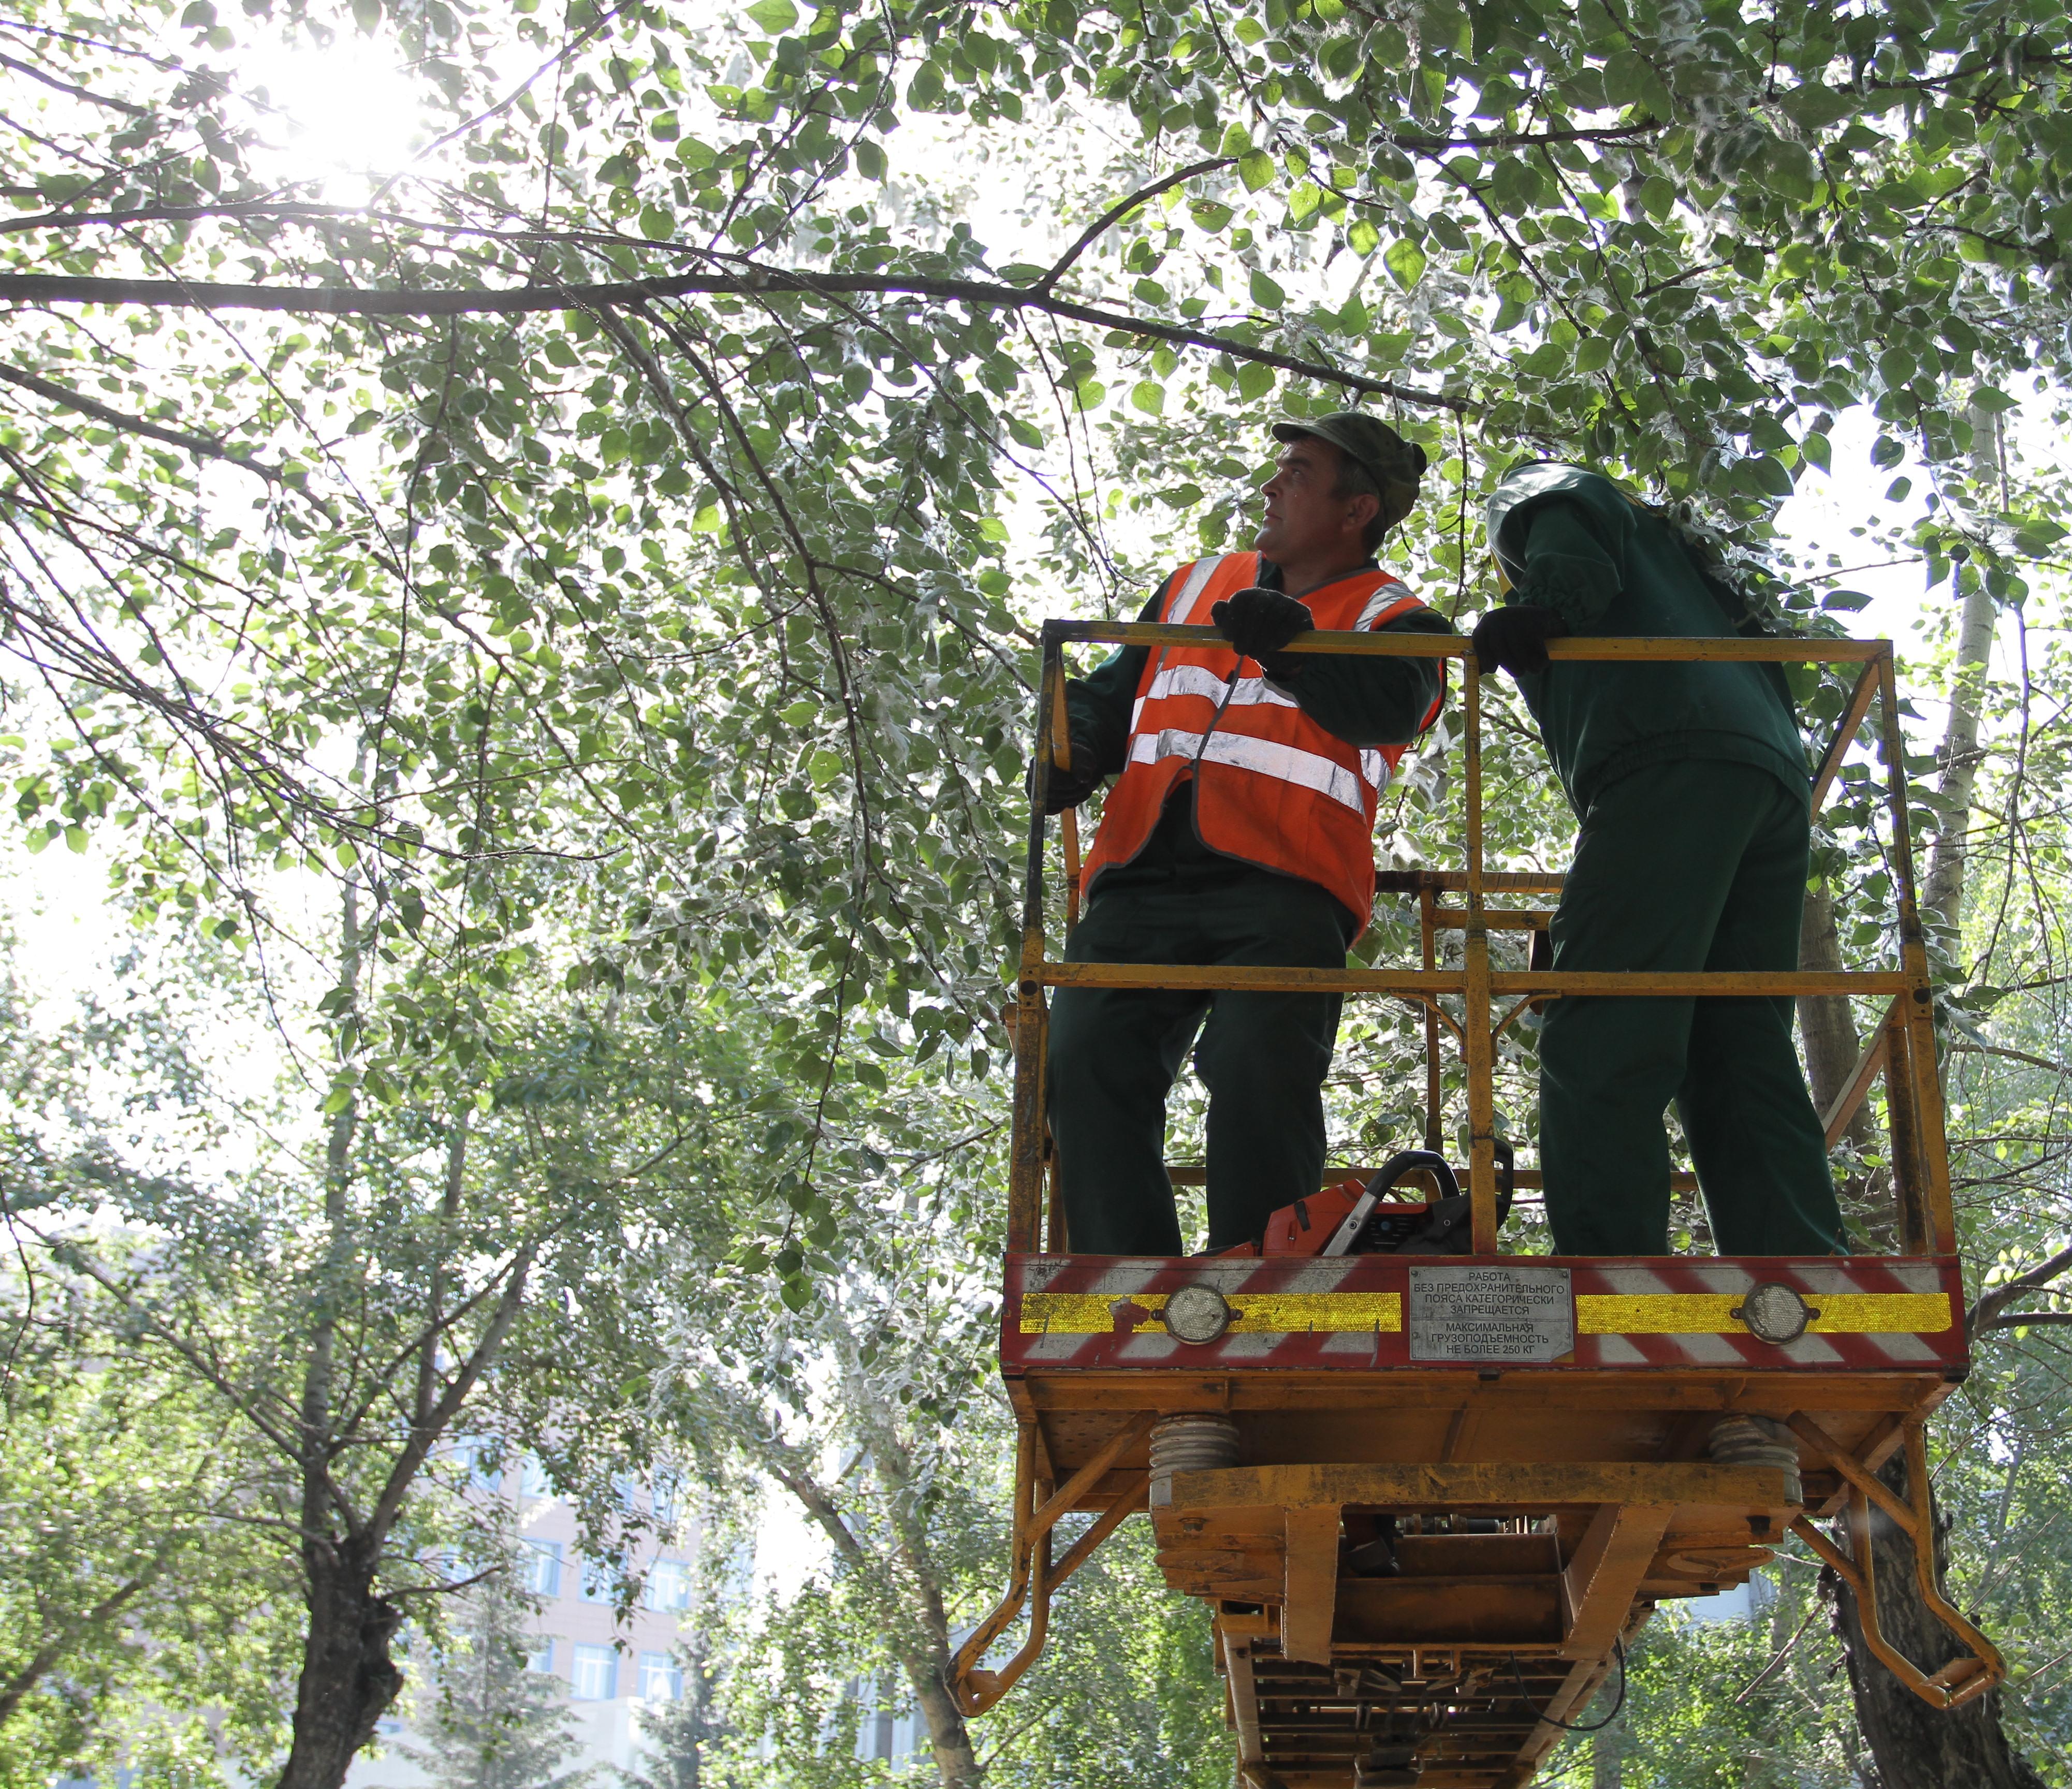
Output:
[
  {"xmin": 950, "ymin": 1413, "xmax": 1154, "ymax": 1715},
  {"xmin": 1787, "ymin": 1414, "xmax": 2004, "ymax": 1709}
]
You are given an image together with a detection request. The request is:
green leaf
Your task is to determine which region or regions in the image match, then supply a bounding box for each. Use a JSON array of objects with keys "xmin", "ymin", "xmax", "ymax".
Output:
[
  {"xmin": 1248, "ymin": 268, "xmax": 1286, "ymax": 309},
  {"xmin": 1190, "ymin": 200, "xmax": 1234, "ymax": 233},
  {"xmin": 1743, "ymin": 454, "xmax": 1795, "ymax": 497},
  {"xmin": 1234, "ymin": 360, "xmax": 1275, "ymax": 401},
  {"xmin": 907, "ymin": 62, "xmax": 944, "ymax": 108},
  {"xmin": 1971, "ymin": 386, "xmax": 2017, "ymax": 414},
  {"xmin": 1346, "ymin": 217, "xmax": 1380, "ymax": 257},
  {"xmin": 1130, "ymin": 380, "xmax": 1165, "ymax": 416},
  {"xmin": 746, "ymin": 0, "xmax": 797, "ymax": 31},
  {"xmin": 1382, "ymin": 237, "xmax": 1426, "ymax": 290},
  {"xmin": 1238, "ymin": 151, "xmax": 1275, "ymax": 192},
  {"xmin": 1425, "ymin": 211, "xmax": 1470, "ymax": 252}
]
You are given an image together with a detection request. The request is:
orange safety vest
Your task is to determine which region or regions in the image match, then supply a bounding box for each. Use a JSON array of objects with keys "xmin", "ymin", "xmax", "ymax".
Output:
[{"xmin": 1082, "ymin": 552, "xmax": 1442, "ymax": 934}]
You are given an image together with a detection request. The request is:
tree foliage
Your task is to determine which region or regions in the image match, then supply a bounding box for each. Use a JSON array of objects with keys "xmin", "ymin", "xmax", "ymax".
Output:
[
  {"xmin": 8, "ymin": 0, "xmax": 2072, "ymax": 1782},
  {"xmin": 407, "ymin": 1563, "xmax": 591, "ymax": 1789}
]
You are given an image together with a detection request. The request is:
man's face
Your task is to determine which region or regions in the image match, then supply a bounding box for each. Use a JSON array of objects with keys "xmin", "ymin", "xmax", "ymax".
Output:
[{"xmin": 1254, "ymin": 437, "xmax": 1371, "ymax": 564}]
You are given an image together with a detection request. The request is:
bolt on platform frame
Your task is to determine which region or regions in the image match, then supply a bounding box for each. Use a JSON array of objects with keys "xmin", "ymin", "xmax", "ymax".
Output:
[{"xmin": 954, "ymin": 623, "xmax": 2001, "ymax": 1789}]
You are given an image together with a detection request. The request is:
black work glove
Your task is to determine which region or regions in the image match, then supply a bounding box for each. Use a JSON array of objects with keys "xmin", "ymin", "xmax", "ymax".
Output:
[
  {"xmin": 1470, "ymin": 604, "xmax": 1569, "ymax": 677},
  {"xmin": 1027, "ymin": 739, "xmax": 1103, "ymax": 814},
  {"xmin": 1210, "ymin": 586, "xmax": 1312, "ymax": 664}
]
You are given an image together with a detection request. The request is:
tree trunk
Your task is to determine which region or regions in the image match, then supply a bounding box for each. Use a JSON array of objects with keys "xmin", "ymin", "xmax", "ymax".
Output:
[
  {"xmin": 1798, "ymin": 882, "xmax": 1887, "ymax": 1244},
  {"xmin": 276, "ymin": 879, "xmax": 402, "ymax": 1789},
  {"xmin": 275, "ymin": 1537, "xmax": 405, "ymax": 1789},
  {"xmin": 1919, "ymin": 577, "xmax": 1998, "ymax": 951},
  {"xmin": 1832, "ymin": 1454, "xmax": 2044, "ymax": 1789},
  {"xmin": 1588, "ymin": 1687, "xmax": 1623, "ymax": 1788},
  {"xmin": 1920, "ymin": 400, "xmax": 2004, "ymax": 950},
  {"xmin": 1798, "ymin": 883, "xmax": 1875, "ymax": 1147},
  {"xmin": 903, "ymin": 1649, "xmax": 985, "ymax": 1789}
]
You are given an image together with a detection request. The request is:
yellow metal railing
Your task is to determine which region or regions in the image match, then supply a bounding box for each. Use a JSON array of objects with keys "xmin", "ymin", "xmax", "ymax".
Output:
[{"xmin": 1009, "ymin": 626, "xmax": 1952, "ymax": 1259}]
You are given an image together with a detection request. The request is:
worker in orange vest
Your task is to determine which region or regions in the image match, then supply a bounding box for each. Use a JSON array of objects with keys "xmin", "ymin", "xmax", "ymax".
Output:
[{"xmin": 1038, "ymin": 413, "xmax": 1452, "ymax": 1255}]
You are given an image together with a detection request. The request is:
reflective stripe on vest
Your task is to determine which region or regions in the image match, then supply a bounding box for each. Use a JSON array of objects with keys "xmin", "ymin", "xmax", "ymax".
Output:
[
  {"xmin": 1126, "ymin": 726, "xmax": 1369, "ymax": 813},
  {"xmin": 1130, "ymin": 664, "xmax": 1300, "ymax": 732}
]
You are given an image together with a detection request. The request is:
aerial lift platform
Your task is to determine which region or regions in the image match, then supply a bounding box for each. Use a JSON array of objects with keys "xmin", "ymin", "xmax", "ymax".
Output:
[{"xmin": 951, "ymin": 622, "xmax": 2001, "ymax": 1788}]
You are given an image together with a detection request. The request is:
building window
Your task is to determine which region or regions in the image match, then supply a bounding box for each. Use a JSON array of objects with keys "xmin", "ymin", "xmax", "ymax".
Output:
[
  {"xmin": 578, "ymin": 1555, "xmax": 616, "ymax": 1604},
  {"xmin": 521, "ymin": 1539, "xmax": 563, "ymax": 1598},
  {"xmin": 456, "ymin": 1438, "xmax": 504, "ymax": 1493},
  {"xmin": 645, "ymin": 1558, "xmax": 691, "ymax": 1612},
  {"xmin": 520, "ymin": 1455, "xmax": 555, "ymax": 1500},
  {"xmin": 639, "ymin": 1652, "xmax": 681, "ymax": 1699},
  {"xmin": 571, "ymin": 1644, "xmax": 618, "ymax": 1701},
  {"xmin": 650, "ymin": 1475, "xmax": 678, "ymax": 1530},
  {"xmin": 526, "ymin": 1637, "xmax": 556, "ymax": 1675}
]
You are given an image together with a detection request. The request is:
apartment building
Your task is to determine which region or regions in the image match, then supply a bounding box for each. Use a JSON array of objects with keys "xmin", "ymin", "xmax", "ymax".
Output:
[{"xmin": 349, "ymin": 1452, "xmax": 739, "ymax": 1786}]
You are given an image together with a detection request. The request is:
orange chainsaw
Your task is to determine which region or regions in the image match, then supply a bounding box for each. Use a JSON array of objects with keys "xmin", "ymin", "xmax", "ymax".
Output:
[{"xmin": 1226, "ymin": 1143, "xmax": 1515, "ymax": 1258}]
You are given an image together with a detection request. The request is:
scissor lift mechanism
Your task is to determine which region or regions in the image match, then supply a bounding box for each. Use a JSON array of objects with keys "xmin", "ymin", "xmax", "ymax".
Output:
[{"xmin": 952, "ymin": 625, "xmax": 2001, "ymax": 1788}]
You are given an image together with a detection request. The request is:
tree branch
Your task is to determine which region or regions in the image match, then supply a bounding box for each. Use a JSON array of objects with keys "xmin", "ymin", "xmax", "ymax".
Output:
[
  {"xmin": 0, "ymin": 50, "xmax": 149, "ymax": 115},
  {"xmin": 367, "ymin": 1237, "xmax": 539, "ymax": 1542},
  {"xmin": 1039, "ymin": 156, "xmax": 1234, "ymax": 293},
  {"xmin": 1968, "ymin": 1243, "xmax": 2072, "ymax": 1333},
  {"xmin": 0, "ymin": 361, "xmax": 287, "ymax": 483},
  {"xmin": 0, "ymin": 269, "xmax": 1472, "ymax": 412},
  {"xmin": 1949, "ymin": 1039, "xmax": 2068, "ymax": 1078},
  {"xmin": 1384, "ymin": 120, "xmax": 1664, "ymax": 151}
]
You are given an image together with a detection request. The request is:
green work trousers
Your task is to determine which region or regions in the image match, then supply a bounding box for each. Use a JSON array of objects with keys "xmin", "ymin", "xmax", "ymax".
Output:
[
  {"xmin": 1047, "ymin": 812, "xmax": 1353, "ymax": 1255},
  {"xmin": 1538, "ymin": 758, "xmax": 1847, "ymax": 1256}
]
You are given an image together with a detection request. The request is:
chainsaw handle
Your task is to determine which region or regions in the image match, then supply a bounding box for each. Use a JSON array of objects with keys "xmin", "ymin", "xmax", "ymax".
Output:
[{"xmin": 1364, "ymin": 1149, "xmax": 1461, "ymax": 1205}]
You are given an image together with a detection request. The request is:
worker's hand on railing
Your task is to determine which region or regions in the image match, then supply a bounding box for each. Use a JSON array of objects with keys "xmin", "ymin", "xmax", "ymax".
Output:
[
  {"xmin": 1027, "ymin": 746, "xmax": 1104, "ymax": 814},
  {"xmin": 1210, "ymin": 585, "xmax": 1313, "ymax": 664},
  {"xmin": 1470, "ymin": 604, "xmax": 1570, "ymax": 676}
]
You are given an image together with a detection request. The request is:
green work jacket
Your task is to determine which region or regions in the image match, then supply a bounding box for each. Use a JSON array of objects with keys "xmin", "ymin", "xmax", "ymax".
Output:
[{"xmin": 1484, "ymin": 464, "xmax": 1808, "ymax": 815}]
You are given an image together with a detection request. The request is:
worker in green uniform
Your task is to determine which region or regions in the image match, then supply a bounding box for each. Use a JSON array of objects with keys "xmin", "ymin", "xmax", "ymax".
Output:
[
  {"xmin": 1037, "ymin": 414, "xmax": 1453, "ymax": 1256},
  {"xmin": 1472, "ymin": 463, "xmax": 1846, "ymax": 1257}
]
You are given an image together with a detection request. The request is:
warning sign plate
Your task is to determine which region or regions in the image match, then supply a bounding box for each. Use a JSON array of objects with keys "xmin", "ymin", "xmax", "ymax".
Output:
[{"xmin": 1408, "ymin": 1264, "xmax": 1575, "ymax": 1363}]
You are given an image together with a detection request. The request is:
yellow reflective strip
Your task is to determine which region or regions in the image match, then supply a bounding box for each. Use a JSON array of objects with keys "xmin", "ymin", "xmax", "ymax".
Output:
[
  {"xmin": 1229, "ymin": 1293, "xmax": 1401, "ymax": 1333},
  {"xmin": 1018, "ymin": 1291, "xmax": 1402, "ymax": 1336},
  {"xmin": 1806, "ymin": 1293, "xmax": 1952, "ymax": 1334},
  {"xmin": 1575, "ymin": 1293, "xmax": 1952, "ymax": 1335},
  {"xmin": 1020, "ymin": 1293, "xmax": 1159, "ymax": 1334}
]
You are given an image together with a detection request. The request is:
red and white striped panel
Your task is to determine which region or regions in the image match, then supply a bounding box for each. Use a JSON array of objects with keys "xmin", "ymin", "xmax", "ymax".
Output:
[{"xmin": 1000, "ymin": 1254, "xmax": 1967, "ymax": 1375}]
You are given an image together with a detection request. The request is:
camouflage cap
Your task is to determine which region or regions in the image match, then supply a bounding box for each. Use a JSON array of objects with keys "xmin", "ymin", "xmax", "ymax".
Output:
[{"xmin": 1271, "ymin": 411, "xmax": 1429, "ymax": 531}]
